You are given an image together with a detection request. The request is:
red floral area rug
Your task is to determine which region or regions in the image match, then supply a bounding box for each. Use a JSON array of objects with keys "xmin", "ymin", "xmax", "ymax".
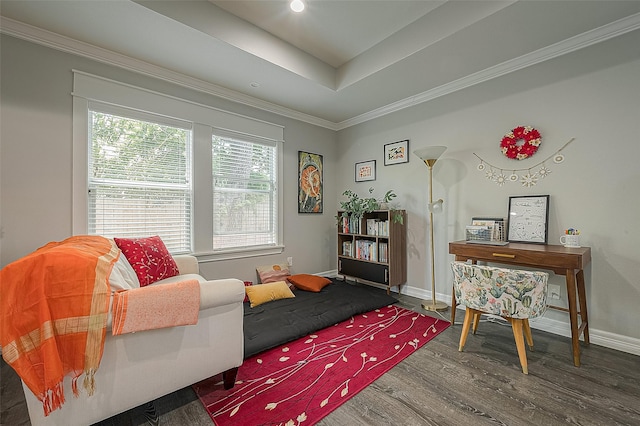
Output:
[{"xmin": 193, "ymin": 305, "xmax": 449, "ymax": 426}]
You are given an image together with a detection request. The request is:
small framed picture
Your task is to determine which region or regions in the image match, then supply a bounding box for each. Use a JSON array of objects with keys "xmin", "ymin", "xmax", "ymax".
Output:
[
  {"xmin": 507, "ymin": 195, "xmax": 550, "ymax": 244},
  {"xmin": 355, "ymin": 160, "xmax": 376, "ymax": 182},
  {"xmin": 384, "ymin": 139, "xmax": 409, "ymax": 165}
]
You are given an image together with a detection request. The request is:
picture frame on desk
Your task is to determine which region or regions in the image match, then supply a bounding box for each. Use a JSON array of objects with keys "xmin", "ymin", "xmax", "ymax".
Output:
[{"xmin": 507, "ymin": 195, "xmax": 550, "ymax": 244}]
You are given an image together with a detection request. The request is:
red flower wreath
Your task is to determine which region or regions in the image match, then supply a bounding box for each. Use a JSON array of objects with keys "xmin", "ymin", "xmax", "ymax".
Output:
[{"xmin": 500, "ymin": 126, "xmax": 542, "ymax": 160}]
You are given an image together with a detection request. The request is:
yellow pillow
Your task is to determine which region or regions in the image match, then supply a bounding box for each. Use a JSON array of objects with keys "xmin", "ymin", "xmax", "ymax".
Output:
[{"xmin": 245, "ymin": 281, "xmax": 295, "ymax": 308}]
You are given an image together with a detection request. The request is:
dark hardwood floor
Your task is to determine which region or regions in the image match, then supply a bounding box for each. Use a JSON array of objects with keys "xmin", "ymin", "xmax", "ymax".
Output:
[{"xmin": 3, "ymin": 291, "xmax": 640, "ymax": 425}]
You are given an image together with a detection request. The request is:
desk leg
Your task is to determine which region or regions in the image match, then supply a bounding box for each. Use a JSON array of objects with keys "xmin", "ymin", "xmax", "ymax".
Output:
[
  {"xmin": 565, "ymin": 269, "xmax": 581, "ymax": 367},
  {"xmin": 576, "ymin": 269, "xmax": 590, "ymax": 345}
]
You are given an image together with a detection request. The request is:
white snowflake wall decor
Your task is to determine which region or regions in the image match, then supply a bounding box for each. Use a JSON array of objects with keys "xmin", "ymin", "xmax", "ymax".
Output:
[{"xmin": 473, "ymin": 137, "xmax": 575, "ymax": 187}]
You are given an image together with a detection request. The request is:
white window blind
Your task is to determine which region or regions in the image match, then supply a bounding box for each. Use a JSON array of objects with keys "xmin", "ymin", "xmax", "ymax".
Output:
[
  {"xmin": 88, "ymin": 108, "xmax": 192, "ymax": 253},
  {"xmin": 212, "ymin": 135, "xmax": 277, "ymax": 250},
  {"xmin": 74, "ymin": 71, "xmax": 285, "ymax": 259}
]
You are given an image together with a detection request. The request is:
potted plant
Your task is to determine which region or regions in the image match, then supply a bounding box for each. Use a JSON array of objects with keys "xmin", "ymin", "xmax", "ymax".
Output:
[
  {"xmin": 377, "ymin": 189, "xmax": 396, "ymax": 209},
  {"xmin": 337, "ymin": 188, "xmax": 404, "ymax": 225}
]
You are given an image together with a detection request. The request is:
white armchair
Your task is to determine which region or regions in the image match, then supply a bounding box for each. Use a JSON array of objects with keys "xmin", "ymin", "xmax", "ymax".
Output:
[{"xmin": 22, "ymin": 255, "xmax": 245, "ymax": 426}]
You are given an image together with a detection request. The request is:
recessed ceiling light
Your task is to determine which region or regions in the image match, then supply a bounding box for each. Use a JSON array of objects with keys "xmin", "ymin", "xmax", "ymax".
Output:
[
  {"xmin": 290, "ymin": 0, "xmax": 305, "ymax": 13},
  {"xmin": 250, "ymin": 82, "xmax": 260, "ymax": 88}
]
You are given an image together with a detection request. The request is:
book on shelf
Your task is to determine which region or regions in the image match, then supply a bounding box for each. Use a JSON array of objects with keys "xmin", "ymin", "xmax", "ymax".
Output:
[
  {"xmin": 355, "ymin": 239, "xmax": 377, "ymax": 262},
  {"xmin": 366, "ymin": 218, "xmax": 379, "ymax": 235},
  {"xmin": 377, "ymin": 220, "xmax": 389, "ymax": 236},
  {"xmin": 340, "ymin": 216, "xmax": 362, "ymax": 234},
  {"xmin": 351, "ymin": 217, "xmax": 360, "ymax": 234},
  {"xmin": 342, "ymin": 241, "xmax": 353, "ymax": 257},
  {"xmin": 340, "ymin": 216, "xmax": 348, "ymax": 233},
  {"xmin": 378, "ymin": 242, "xmax": 388, "ymax": 263}
]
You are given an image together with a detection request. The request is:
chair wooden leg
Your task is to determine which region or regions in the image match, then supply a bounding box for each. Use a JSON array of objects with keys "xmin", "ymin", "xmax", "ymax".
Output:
[
  {"xmin": 523, "ymin": 319, "xmax": 534, "ymax": 350},
  {"xmin": 510, "ymin": 318, "xmax": 529, "ymax": 374},
  {"xmin": 459, "ymin": 307, "xmax": 474, "ymax": 351},
  {"xmin": 451, "ymin": 284, "xmax": 457, "ymax": 325},
  {"xmin": 472, "ymin": 312, "xmax": 481, "ymax": 334}
]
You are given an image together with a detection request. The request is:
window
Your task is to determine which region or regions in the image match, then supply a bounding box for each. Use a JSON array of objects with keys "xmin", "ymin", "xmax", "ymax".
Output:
[
  {"xmin": 88, "ymin": 107, "xmax": 192, "ymax": 253},
  {"xmin": 73, "ymin": 71, "xmax": 284, "ymax": 259},
  {"xmin": 212, "ymin": 135, "xmax": 277, "ymax": 250}
]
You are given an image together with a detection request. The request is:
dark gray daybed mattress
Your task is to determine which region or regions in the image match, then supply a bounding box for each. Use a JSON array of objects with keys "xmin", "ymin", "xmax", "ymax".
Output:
[{"xmin": 243, "ymin": 279, "xmax": 398, "ymax": 358}]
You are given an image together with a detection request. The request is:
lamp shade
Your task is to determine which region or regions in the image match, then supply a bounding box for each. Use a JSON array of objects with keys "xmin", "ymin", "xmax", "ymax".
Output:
[{"xmin": 414, "ymin": 146, "xmax": 447, "ymax": 164}]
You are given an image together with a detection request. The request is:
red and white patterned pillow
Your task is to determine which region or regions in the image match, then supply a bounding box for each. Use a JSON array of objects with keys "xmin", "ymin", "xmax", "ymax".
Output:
[
  {"xmin": 243, "ymin": 281, "xmax": 253, "ymax": 303},
  {"xmin": 114, "ymin": 236, "xmax": 179, "ymax": 287}
]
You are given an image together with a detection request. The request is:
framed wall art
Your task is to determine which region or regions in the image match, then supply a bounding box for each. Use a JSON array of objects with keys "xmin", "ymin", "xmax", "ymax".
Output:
[
  {"xmin": 507, "ymin": 195, "xmax": 550, "ymax": 244},
  {"xmin": 384, "ymin": 139, "xmax": 409, "ymax": 165},
  {"xmin": 355, "ymin": 160, "xmax": 376, "ymax": 182},
  {"xmin": 298, "ymin": 151, "xmax": 323, "ymax": 213}
]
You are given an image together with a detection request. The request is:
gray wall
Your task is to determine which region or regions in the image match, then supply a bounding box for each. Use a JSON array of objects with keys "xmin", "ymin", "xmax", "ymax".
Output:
[
  {"xmin": 336, "ymin": 30, "xmax": 640, "ymax": 351},
  {"xmin": 2, "ymin": 29, "xmax": 639, "ymax": 354},
  {"xmin": 0, "ymin": 35, "xmax": 338, "ymax": 282}
]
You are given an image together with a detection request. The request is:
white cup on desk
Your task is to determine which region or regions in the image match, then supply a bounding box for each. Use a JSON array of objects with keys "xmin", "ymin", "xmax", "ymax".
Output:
[{"xmin": 560, "ymin": 234, "xmax": 580, "ymax": 248}]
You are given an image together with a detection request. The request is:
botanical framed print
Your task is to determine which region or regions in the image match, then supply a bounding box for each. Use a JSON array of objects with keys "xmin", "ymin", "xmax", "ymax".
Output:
[
  {"xmin": 384, "ymin": 139, "xmax": 409, "ymax": 165},
  {"xmin": 355, "ymin": 160, "xmax": 376, "ymax": 182},
  {"xmin": 507, "ymin": 195, "xmax": 550, "ymax": 244},
  {"xmin": 298, "ymin": 151, "xmax": 323, "ymax": 213}
]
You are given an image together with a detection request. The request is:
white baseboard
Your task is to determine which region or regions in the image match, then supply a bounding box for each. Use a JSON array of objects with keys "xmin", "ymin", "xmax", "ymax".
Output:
[
  {"xmin": 429, "ymin": 286, "xmax": 640, "ymax": 357},
  {"xmin": 527, "ymin": 316, "xmax": 640, "ymax": 356},
  {"xmin": 325, "ymin": 271, "xmax": 640, "ymax": 357}
]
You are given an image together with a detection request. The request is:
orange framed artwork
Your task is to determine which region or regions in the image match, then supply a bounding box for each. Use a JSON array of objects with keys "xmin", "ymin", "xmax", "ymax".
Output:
[
  {"xmin": 384, "ymin": 139, "xmax": 409, "ymax": 165},
  {"xmin": 355, "ymin": 160, "xmax": 376, "ymax": 182},
  {"xmin": 298, "ymin": 151, "xmax": 323, "ymax": 213}
]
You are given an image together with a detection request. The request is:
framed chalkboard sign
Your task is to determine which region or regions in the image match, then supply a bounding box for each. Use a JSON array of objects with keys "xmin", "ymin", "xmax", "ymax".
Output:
[{"xmin": 507, "ymin": 195, "xmax": 549, "ymax": 244}]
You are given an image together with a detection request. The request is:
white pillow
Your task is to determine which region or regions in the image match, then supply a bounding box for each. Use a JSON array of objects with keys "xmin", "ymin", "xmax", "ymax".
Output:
[{"xmin": 109, "ymin": 252, "xmax": 141, "ymax": 291}]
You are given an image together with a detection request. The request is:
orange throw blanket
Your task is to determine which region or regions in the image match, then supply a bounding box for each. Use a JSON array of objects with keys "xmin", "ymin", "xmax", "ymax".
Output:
[
  {"xmin": 111, "ymin": 279, "xmax": 200, "ymax": 336},
  {"xmin": 0, "ymin": 236, "xmax": 119, "ymax": 416}
]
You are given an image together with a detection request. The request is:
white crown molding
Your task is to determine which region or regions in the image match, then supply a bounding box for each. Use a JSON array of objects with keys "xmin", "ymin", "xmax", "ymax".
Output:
[
  {"xmin": 2, "ymin": 12, "xmax": 639, "ymax": 131},
  {"xmin": 336, "ymin": 12, "xmax": 640, "ymax": 130},
  {"xmin": 0, "ymin": 16, "xmax": 339, "ymax": 131}
]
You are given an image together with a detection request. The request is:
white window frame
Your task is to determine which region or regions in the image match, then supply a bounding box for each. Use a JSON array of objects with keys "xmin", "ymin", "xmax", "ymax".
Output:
[
  {"xmin": 212, "ymin": 131, "xmax": 279, "ymax": 252},
  {"xmin": 87, "ymin": 103, "xmax": 194, "ymax": 253},
  {"xmin": 72, "ymin": 71, "xmax": 284, "ymax": 260}
]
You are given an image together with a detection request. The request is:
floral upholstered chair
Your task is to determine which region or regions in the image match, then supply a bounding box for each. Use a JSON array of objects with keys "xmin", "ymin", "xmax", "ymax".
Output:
[{"xmin": 450, "ymin": 261, "xmax": 549, "ymax": 374}]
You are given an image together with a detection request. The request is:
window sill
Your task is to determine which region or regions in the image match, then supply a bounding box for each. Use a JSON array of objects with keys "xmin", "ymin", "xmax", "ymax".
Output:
[{"xmin": 193, "ymin": 245, "xmax": 285, "ymax": 263}]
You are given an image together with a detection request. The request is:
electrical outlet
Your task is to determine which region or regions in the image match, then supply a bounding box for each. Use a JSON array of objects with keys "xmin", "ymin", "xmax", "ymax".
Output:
[
  {"xmin": 549, "ymin": 284, "xmax": 561, "ymax": 300},
  {"xmin": 287, "ymin": 257, "xmax": 293, "ymax": 267}
]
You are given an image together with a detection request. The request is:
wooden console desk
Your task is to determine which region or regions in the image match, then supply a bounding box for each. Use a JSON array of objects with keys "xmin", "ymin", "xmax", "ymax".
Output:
[{"xmin": 449, "ymin": 241, "xmax": 592, "ymax": 367}]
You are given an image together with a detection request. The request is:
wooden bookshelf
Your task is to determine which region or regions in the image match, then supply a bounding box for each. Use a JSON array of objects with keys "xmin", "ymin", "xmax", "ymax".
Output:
[{"xmin": 337, "ymin": 210, "xmax": 407, "ymax": 294}]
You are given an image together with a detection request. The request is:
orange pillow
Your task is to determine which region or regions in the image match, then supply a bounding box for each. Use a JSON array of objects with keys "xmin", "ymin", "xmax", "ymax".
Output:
[{"xmin": 287, "ymin": 274, "xmax": 332, "ymax": 292}]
